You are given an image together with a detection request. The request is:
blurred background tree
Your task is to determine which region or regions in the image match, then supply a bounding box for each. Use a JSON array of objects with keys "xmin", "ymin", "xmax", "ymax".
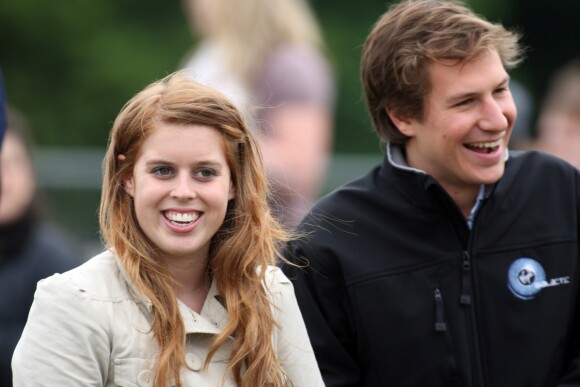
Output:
[{"xmin": 1, "ymin": 0, "xmax": 578, "ymax": 253}]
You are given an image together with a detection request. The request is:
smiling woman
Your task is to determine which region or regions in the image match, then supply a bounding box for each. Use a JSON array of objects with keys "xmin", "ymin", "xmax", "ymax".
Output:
[
  {"xmin": 123, "ymin": 123, "xmax": 235, "ymax": 268},
  {"xmin": 11, "ymin": 71, "xmax": 324, "ymax": 387}
]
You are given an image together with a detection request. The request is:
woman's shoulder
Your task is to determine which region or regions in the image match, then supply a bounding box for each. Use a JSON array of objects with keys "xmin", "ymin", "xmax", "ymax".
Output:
[
  {"xmin": 263, "ymin": 265, "xmax": 294, "ymax": 299},
  {"xmin": 38, "ymin": 250, "xmax": 131, "ymax": 302}
]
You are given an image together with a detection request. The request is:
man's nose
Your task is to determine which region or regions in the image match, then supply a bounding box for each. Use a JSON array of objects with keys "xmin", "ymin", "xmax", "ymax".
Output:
[{"xmin": 479, "ymin": 98, "xmax": 509, "ymax": 131}]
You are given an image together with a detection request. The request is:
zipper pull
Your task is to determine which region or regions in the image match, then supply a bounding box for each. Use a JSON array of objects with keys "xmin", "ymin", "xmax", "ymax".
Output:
[
  {"xmin": 434, "ymin": 288, "xmax": 447, "ymax": 332},
  {"xmin": 460, "ymin": 251, "xmax": 472, "ymax": 305}
]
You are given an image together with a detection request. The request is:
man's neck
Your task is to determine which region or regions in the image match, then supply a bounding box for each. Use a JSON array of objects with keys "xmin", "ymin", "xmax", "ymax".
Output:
[
  {"xmin": 439, "ymin": 183, "xmax": 482, "ymax": 220},
  {"xmin": 387, "ymin": 143, "xmax": 483, "ymax": 219}
]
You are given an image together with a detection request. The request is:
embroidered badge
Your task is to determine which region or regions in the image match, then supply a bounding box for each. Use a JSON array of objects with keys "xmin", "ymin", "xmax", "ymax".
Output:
[{"xmin": 507, "ymin": 258, "xmax": 570, "ymax": 300}]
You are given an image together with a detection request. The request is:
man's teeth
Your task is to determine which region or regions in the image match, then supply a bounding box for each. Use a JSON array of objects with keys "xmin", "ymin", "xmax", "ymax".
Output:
[
  {"xmin": 468, "ymin": 139, "xmax": 502, "ymax": 149},
  {"xmin": 165, "ymin": 211, "xmax": 199, "ymax": 223}
]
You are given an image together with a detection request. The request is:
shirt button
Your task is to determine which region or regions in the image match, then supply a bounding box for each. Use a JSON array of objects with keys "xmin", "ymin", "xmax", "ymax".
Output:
[
  {"xmin": 186, "ymin": 352, "xmax": 203, "ymax": 371},
  {"xmin": 137, "ymin": 369, "xmax": 153, "ymax": 387}
]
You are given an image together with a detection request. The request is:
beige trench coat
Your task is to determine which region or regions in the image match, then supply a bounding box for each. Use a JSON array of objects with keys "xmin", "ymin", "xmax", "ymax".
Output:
[{"xmin": 12, "ymin": 250, "xmax": 324, "ymax": 386}]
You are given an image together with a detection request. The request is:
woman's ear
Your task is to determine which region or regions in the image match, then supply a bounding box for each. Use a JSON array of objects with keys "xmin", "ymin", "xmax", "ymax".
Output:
[
  {"xmin": 124, "ymin": 177, "xmax": 135, "ymax": 197},
  {"xmin": 118, "ymin": 154, "xmax": 135, "ymax": 197},
  {"xmin": 386, "ymin": 107, "xmax": 416, "ymax": 137},
  {"xmin": 228, "ymin": 182, "xmax": 235, "ymax": 200}
]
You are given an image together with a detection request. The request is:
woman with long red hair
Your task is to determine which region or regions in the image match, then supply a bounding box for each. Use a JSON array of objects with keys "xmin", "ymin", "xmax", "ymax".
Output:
[{"xmin": 12, "ymin": 71, "xmax": 323, "ymax": 387}]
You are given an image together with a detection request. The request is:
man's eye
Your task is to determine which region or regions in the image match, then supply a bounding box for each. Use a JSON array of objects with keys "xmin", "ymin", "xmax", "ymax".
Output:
[
  {"xmin": 455, "ymin": 99, "xmax": 473, "ymax": 107},
  {"xmin": 153, "ymin": 166, "xmax": 172, "ymax": 176}
]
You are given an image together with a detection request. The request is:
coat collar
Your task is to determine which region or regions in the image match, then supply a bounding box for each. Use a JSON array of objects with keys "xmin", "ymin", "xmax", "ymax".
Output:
[
  {"xmin": 113, "ymin": 252, "xmax": 229, "ymax": 335},
  {"xmin": 382, "ymin": 142, "xmax": 502, "ymax": 201}
]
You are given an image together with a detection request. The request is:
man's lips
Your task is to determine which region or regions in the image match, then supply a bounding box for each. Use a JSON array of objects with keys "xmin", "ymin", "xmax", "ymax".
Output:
[{"xmin": 464, "ymin": 138, "xmax": 503, "ymax": 154}]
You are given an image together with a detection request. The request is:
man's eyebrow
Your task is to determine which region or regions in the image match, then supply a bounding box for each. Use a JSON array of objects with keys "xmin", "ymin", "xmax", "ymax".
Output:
[{"xmin": 500, "ymin": 75, "xmax": 511, "ymax": 86}]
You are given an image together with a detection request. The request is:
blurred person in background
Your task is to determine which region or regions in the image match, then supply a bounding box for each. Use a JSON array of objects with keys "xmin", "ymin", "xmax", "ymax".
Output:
[
  {"xmin": 0, "ymin": 69, "xmax": 7, "ymax": 194},
  {"xmin": 532, "ymin": 59, "xmax": 580, "ymax": 168},
  {"xmin": 181, "ymin": 0, "xmax": 336, "ymax": 228},
  {"xmin": 0, "ymin": 106, "xmax": 79, "ymax": 386},
  {"xmin": 507, "ymin": 79, "xmax": 534, "ymax": 150}
]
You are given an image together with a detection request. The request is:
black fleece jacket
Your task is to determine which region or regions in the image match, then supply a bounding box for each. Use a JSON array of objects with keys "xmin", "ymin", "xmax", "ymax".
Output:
[{"xmin": 283, "ymin": 146, "xmax": 580, "ymax": 387}]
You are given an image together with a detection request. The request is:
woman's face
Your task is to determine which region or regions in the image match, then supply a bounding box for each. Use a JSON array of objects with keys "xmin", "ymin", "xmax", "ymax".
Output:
[
  {"xmin": 0, "ymin": 132, "xmax": 36, "ymax": 224},
  {"xmin": 124, "ymin": 122, "xmax": 235, "ymax": 263}
]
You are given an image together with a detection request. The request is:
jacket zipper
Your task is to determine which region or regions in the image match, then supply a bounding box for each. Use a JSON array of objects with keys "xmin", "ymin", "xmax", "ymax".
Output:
[
  {"xmin": 433, "ymin": 288, "xmax": 461, "ymax": 385},
  {"xmin": 431, "ymin": 181, "xmax": 487, "ymax": 386},
  {"xmin": 434, "ymin": 288, "xmax": 447, "ymax": 332},
  {"xmin": 462, "ymin": 249, "xmax": 485, "ymax": 387},
  {"xmin": 460, "ymin": 251, "xmax": 472, "ymax": 305}
]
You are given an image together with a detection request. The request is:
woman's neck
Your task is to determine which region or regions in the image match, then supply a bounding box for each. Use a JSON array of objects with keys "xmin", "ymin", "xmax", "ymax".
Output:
[{"xmin": 162, "ymin": 254, "xmax": 210, "ymax": 313}]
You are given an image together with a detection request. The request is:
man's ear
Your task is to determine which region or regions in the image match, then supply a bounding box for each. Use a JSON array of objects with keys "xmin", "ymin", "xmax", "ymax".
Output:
[{"xmin": 386, "ymin": 107, "xmax": 416, "ymax": 137}]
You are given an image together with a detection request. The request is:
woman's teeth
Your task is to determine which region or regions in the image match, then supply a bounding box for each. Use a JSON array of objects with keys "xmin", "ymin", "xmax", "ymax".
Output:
[{"xmin": 164, "ymin": 211, "xmax": 199, "ymax": 225}]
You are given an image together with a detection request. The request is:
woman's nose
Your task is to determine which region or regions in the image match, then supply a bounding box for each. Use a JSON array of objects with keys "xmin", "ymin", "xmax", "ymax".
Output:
[{"xmin": 170, "ymin": 175, "xmax": 196, "ymax": 200}]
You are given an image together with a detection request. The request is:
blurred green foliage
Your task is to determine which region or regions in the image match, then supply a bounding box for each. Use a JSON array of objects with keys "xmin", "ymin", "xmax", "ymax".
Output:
[
  {"xmin": 1, "ymin": 0, "xmax": 579, "ymax": 152},
  {"xmin": 0, "ymin": 0, "xmax": 191, "ymax": 147}
]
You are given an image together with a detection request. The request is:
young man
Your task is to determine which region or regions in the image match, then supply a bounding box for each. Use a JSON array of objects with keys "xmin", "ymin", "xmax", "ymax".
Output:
[{"xmin": 282, "ymin": 0, "xmax": 580, "ymax": 386}]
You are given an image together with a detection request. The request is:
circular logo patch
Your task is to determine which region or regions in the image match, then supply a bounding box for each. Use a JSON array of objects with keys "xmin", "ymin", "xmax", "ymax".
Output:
[{"xmin": 507, "ymin": 258, "xmax": 546, "ymax": 300}]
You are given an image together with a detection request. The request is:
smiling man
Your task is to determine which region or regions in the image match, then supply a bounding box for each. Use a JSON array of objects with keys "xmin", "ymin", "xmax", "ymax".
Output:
[{"xmin": 282, "ymin": 0, "xmax": 580, "ymax": 386}]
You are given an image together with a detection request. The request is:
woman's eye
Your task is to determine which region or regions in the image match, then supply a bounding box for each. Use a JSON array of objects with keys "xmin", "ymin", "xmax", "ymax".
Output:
[
  {"xmin": 197, "ymin": 168, "xmax": 216, "ymax": 179},
  {"xmin": 153, "ymin": 166, "xmax": 173, "ymax": 176}
]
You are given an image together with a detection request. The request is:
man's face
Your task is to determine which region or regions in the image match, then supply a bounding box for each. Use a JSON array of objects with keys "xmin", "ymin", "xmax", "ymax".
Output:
[{"xmin": 398, "ymin": 49, "xmax": 516, "ymax": 197}]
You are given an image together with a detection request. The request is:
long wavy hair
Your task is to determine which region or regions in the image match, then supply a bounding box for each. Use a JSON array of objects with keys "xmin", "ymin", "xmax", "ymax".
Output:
[{"xmin": 99, "ymin": 70, "xmax": 291, "ymax": 386}]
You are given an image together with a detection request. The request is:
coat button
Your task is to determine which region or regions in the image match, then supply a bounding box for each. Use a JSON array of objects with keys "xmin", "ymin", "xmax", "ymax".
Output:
[
  {"xmin": 185, "ymin": 352, "xmax": 203, "ymax": 371},
  {"xmin": 137, "ymin": 369, "xmax": 153, "ymax": 387}
]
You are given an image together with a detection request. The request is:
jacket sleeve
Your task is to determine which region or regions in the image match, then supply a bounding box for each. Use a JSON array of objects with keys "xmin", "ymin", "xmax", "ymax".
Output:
[
  {"xmin": 556, "ymin": 168, "xmax": 580, "ymax": 386},
  {"xmin": 282, "ymin": 241, "xmax": 362, "ymax": 387},
  {"xmin": 267, "ymin": 267, "xmax": 325, "ymax": 387},
  {"xmin": 11, "ymin": 274, "xmax": 110, "ymax": 386}
]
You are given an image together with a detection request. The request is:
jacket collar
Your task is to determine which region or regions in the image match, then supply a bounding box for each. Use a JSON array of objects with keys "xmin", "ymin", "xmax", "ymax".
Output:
[
  {"xmin": 386, "ymin": 142, "xmax": 426, "ymax": 175},
  {"xmin": 113, "ymin": 252, "xmax": 229, "ymax": 335},
  {"xmin": 378, "ymin": 143, "xmax": 441, "ymax": 209},
  {"xmin": 179, "ymin": 280, "xmax": 230, "ymax": 335},
  {"xmin": 383, "ymin": 142, "xmax": 502, "ymax": 201}
]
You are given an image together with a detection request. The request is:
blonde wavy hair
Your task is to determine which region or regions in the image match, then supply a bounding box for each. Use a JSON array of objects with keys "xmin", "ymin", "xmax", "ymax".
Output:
[
  {"xmin": 99, "ymin": 70, "xmax": 292, "ymax": 386},
  {"xmin": 361, "ymin": 0, "xmax": 524, "ymax": 144},
  {"xmin": 185, "ymin": 0, "xmax": 324, "ymax": 86}
]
